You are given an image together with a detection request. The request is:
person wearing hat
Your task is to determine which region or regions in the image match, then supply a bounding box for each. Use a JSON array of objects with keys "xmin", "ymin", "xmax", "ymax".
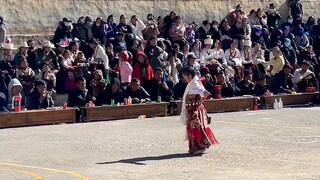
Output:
[
  {"xmin": 27, "ymin": 79, "xmax": 54, "ymax": 110},
  {"xmin": 200, "ymin": 35, "xmax": 214, "ymax": 64},
  {"xmin": 7, "ymin": 78, "xmax": 23, "ymax": 111},
  {"xmin": 241, "ymin": 40, "xmax": 254, "ymax": 68},
  {"xmin": 293, "ymin": 60, "xmax": 318, "ymax": 91},
  {"xmin": 52, "ymin": 17, "xmax": 73, "ymax": 44},
  {"xmin": 184, "ymin": 53, "xmax": 201, "ymax": 77},
  {"xmin": 0, "ymin": 39, "xmax": 16, "ymax": 78},
  {"xmin": 16, "ymin": 56, "xmax": 36, "ymax": 106},
  {"xmin": 236, "ymin": 70, "xmax": 255, "ymax": 96},
  {"xmin": 95, "ymin": 77, "xmax": 124, "ymax": 106},
  {"xmin": 14, "ymin": 42, "xmax": 30, "ymax": 66},
  {"xmin": 281, "ymin": 26, "xmax": 299, "ymax": 53},
  {"xmin": 251, "ymin": 26, "xmax": 267, "ymax": 50},
  {"xmin": 295, "ymin": 26, "xmax": 309, "ymax": 51},
  {"xmin": 270, "ymin": 64, "xmax": 295, "ymax": 94},
  {"xmin": 35, "ymin": 41, "xmax": 59, "ymax": 73},
  {"xmin": 281, "ymin": 38, "xmax": 298, "ymax": 71}
]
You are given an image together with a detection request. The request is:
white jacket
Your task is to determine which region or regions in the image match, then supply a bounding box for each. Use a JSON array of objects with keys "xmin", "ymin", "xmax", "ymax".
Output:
[{"xmin": 128, "ymin": 20, "xmax": 146, "ymax": 41}]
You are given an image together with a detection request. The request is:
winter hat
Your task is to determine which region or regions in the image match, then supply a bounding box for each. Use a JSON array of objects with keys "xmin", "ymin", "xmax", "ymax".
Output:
[
  {"xmin": 244, "ymin": 40, "xmax": 252, "ymax": 47},
  {"xmin": 118, "ymin": 52, "xmax": 129, "ymax": 61},
  {"xmin": 283, "ymin": 26, "xmax": 291, "ymax": 32},
  {"xmin": 204, "ymin": 35, "xmax": 213, "ymax": 45},
  {"xmin": 253, "ymin": 27, "xmax": 262, "ymax": 34},
  {"xmin": 112, "ymin": 78, "xmax": 121, "ymax": 87}
]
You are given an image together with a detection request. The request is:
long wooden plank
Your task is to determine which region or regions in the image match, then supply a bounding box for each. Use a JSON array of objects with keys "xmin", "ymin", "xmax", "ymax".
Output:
[
  {"xmin": 261, "ymin": 92, "xmax": 319, "ymax": 109},
  {"xmin": 0, "ymin": 109, "xmax": 76, "ymax": 128},
  {"xmin": 84, "ymin": 102, "xmax": 168, "ymax": 122},
  {"xmin": 172, "ymin": 97, "xmax": 254, "ymax": 115}
]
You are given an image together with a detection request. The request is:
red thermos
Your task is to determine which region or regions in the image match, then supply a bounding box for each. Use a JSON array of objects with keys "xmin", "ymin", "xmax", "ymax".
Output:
[
  {"xmin": 214, "ymin": 85, "xmax": 222, "ymax": 99},
  {"xmin": 14, "ymin": 95, "xmax": 22, "ymax": 112}
]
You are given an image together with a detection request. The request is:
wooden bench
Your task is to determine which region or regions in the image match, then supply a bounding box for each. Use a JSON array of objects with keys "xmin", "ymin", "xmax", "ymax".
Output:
[
  {"xmin": 171, "ymin": 96, "xmax": 255, "ymax": 115},
  {"xmin": 0, "ymin": 108, "xmax": 76, "ymax": 128},
  {"xmin": 260, "ymin": 92, "xmax": 319, "ymax": 109},
  {"xmin": 82, "ymin": 102, "xmax": 169, "ymax": 122}
]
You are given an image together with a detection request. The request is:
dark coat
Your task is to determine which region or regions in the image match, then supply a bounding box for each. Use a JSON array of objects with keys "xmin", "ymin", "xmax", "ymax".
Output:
[
  {"xmin": 67, "ymin": 88, "xmax": 92, "ymax": 107},
  {"xmin": 144, "ymin": 78, "xmax": 173, "ymax": 102},
  {"xmin": 123, "ymin": 86, "xmax": 150, "ymax": 103},
  {"xmin": 27, "ymin": 90, "xmax": 54, "ymax": 110},
  {"xmin": 270, "ymin": 70, "xmax": 295, "ymax": 94},
  {"xmin": 236, "ymin": 80, "xmax": 255, "ymax": 96},
  {"xmin": 95, "ymin": 87, "xmax": 124, "ymax": 106},
  {"xmin": 52, "ymin": 21, "xmax": 72, "ymax": 44}
]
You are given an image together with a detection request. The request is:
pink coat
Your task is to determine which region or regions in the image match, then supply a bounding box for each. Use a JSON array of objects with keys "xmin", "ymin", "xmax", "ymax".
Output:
[{"xmin": 120, "ymin": 61, "xmax": 133, "ymax": 84}]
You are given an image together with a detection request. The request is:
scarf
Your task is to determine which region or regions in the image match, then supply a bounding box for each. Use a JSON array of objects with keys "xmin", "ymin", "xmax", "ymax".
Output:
[{"xmin": 180, "ymin": 76, "xmax": 205, "ymax": 125}]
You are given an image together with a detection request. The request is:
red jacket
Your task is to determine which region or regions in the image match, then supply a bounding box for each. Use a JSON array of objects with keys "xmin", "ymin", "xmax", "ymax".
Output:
[{"xmin": 132, "ymin": 62, "xmax": 154, "ymax": 85}]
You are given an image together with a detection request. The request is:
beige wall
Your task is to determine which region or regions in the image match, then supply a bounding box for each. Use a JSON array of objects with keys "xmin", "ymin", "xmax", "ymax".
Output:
[{"xmin": 1, "ymin": 0, "xmax": 319, "ymax": 35}]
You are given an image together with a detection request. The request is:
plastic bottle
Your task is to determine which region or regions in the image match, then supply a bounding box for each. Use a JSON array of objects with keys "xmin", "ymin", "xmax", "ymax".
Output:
[
  {"xmin": 273, "ymin": 99, "xmax": 278, "ymax": 110},
  {"xmin": 278, "ymin": 98, "xmax": 283, "ymax": 109},
  {"xmin": 128, "ymin": 96, "xmax": 132, "ymax": 105}
]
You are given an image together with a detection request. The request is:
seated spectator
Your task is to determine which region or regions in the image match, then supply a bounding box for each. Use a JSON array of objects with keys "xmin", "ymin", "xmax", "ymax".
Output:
[
  {"xmin": 90, "ymin": 69, "xmax": 105, "ymax": 99},
  {"xmin": 266, "ymin": 3, "xmax": 281, "ymax": 29},
  {"xmin": 252, "ymin": 43, "xmax": 268, "ymax": 80},
  {"xmin": 281, "ymin": 15, "xmax": 294, "ymax": 30},
  {"xmin": 229, "ymin": 4, "xmax": 245, "ymax": 26},
  {"xmin": 230, "ymin": 20, "xmax": 245, "ymax": 51},
  {"xmin": 268, "ymin": 46, "xmax": 286, "ymax": 77},
  {"xmin": 143, "ymin": 14, "xmax": 160, "ymax": 41},
  {"xmin": 184, "ymin": 53, "xmax": 201, "ymax": 77},
  {"xmin": 215, "ymin": 71, "xmax": 235, "ymax": 98},
  {"xmin": 144, "ymin": 67, "xmax": 173, "ymax": 102},
  {"xmin": 219, "ymin": 19, "xmax": 233, "ymax": 51},
  {"xmin": 281, "ymin": 38, "xmax": 298, "ymax": 71},
  {"xmin": 36, "ymin": 63, "xmax": 57, "ymax": 101},
  {"xmin": 281, "ymin": 26, "xmax": 299, "ymax": 53},
  {"xmin": 68, "ymin": 77, "xmax": 92, "ymax": 107},
  {"xmin": 254, "ymin": 76, "xmax": 268, "ymax": 96},
  {"xmin": 209, "ymin": 20, "xmax": 221, "ymax": 41},
  {"xmin": 27, "ymin": 79, "xmax": 54, "ymax": 110},
  {"xmin": 128, "ymin": 15, "xmax": 146, "ymax": 41},
  {"xmin": 68, "ymin": 77, "xmax": 92, "ymax": 122},
  {"xmin": 0, "ymin": 92, "xmax": 8, "ymax": 112},
  {"xmin": 202, "ymin": 73, "xmax": 215, "ymax": 98},
  {"xmin": 144, "ymin": 36, "xmax": 166, "ymax": 70},
  {"xmin": 293, "ymin": 60, "xmax": 318, "ymax": 92},
  {"xmin": 270, "ymin": 64, "xmax": 295, "ymax": 94},
  {"xmin": 173, "ymin": 76, "xmax": 188, "ymax": 100},
  {"xmin": 7, "ymin": 78, "xmax": 23, "ymax": 111},
  {"xmin": 295, "ymin": 26, "xmax": 309, "ymax": 52},
  {"xmin": 106, "ymin": 15, "xmax": 117, "ymax": 42},
  {"xmin": 299, "ymin": 45, "xmax": 319, "ymax": 76},
  {"xmin": 241, "ymin": 40, "xmax": 254, "ymax": 70},
  {"xmin": 61, "ymin": 49, "xmax": 76, "ymax": 92},
  {"xmin": 166, "ymin": 53, "xmax": 181, "ymax": 90},
  {"xmin": 225, "ymin": 40, "xmax": 243, "ymax": 81},
  {"xmin": 236, "ymin": 70, "xmax": 255, "ymax": 96},
  {"xmin": 169, "ymin": 16, "xmax": 186, "ymax": 48},
  {"xmin": 185, "ymin": 24, "xmax": 196, "ymax": 45},
  {"xmin": 132, "ymin": 52, "xmax": 154, "ymax": 85},
  {"xmin": 0, "ymin": 40, "xmax": 16, "ymax": 79},
  {"xmin": 251, "ymin": 26, "xmax": 267, "ymax": 51},
  {"xmin": 14, "ymin": 42, "xmax": 30, "ymax": 67},
  {"xmin": 35, "ymin": 41, "xmax": 59, "ymax": 73},
  {"xmin": 16, "ymin": 57, "xmax": 36, "ymax": 106},
  {"xmin": 123, "ymin": 78, "xmax": 151, "ymax": 103},
  {"xmin": 95, "ymin": 78, "xmax": 124, "ymax": 106},
  {"xmin": 52, "ymin": 17, "xmax": 72, "ymax": 44},
  {"xmin": 117, "ymin": 15, "xmax": 135, "ymax": 51},
  {"xmin": 92, "ymin": 17, "xmax": 107, "ymax": 46},
  {"xmin": 196, "ymin": 20, "xmax": 211, "ymax": 40},
  {"xmin": 190, "ymin": 40, "xmax": 202, "ymax": 60},
  {"xmin": 248, "ymin": 9, "xmax": 260, "ymax": 27}
]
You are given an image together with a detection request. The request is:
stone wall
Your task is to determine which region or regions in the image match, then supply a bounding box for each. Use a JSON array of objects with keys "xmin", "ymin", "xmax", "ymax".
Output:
[{"xmin": 1, "ymin": 0, "xmax": 319, "ymax": 39}]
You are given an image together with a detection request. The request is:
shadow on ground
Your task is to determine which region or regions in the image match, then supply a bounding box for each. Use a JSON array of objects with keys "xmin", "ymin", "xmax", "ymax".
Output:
[{"xmin": 97, "ymin": 153, "xmax": 196, "ymax": 165}]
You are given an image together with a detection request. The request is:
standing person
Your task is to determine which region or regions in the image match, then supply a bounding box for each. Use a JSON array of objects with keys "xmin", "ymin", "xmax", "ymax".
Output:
[
  {"xmin": 180, "ymin": 66, "xmax": 218, "ymax": 155},
  {"xmin": 52, "ymin": 17, "xmax": 73, "ymax": 44},
  {"xmin": 289, "ymin": 0, "xmax": 303, "ymax": 19},
  {"xmin": 88, "ymin": 38, "xmax": 109, "ymax": 74},
  {"xmin": 118, "ymin": 52, "xmax": 133, "ymax": 89},
  {"xmin": 0, "ymin": 16, "xmax": 6, "ymax": 44}
]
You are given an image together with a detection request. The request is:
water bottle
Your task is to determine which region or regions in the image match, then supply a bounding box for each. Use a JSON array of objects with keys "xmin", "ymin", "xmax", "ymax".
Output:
[
  {"xmin": 128, "ymin": 96, "xmax": 132, "ymax": 105},
  {"xmin": 273, "ymin": 99, "xmax": 278, "ymax": 110},
  {"xmin": 278, "ymin": 98, "xmax": 283, "ymax": 109}
]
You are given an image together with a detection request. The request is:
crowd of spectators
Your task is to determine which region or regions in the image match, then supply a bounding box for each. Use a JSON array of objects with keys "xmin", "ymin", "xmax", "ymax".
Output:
[{"xmin": 0, "ymin": 0, "xmax": 319, "ymax": 115}]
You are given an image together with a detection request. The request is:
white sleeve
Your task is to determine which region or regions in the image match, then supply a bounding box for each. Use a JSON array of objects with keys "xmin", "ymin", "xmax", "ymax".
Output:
[
  {"xmin": 189, "ymin": 80, "xmax": 206, "ymax": 97},
  {"xmin": 97, "ymin": 46, "xmax": 109, "ymax": 70},
  {"xmin": 61, "ymin": 59, "xmax": 71, "ymax": 69},
  {"xmin": 137, "ymin": 19, "xmax": 146, "ymax": 31}
]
